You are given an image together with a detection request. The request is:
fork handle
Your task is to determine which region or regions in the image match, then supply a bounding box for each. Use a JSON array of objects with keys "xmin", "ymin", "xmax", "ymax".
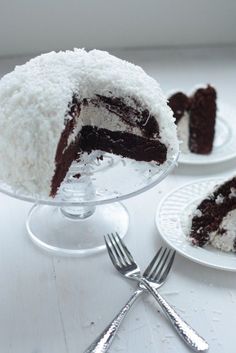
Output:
[
  {"xmin": 83, "ymin": 288, "xmax": 143, "ymax": 353},
  {"xmin": 140, "ymin": 278, "xmax": 208, "ymax": 352}
]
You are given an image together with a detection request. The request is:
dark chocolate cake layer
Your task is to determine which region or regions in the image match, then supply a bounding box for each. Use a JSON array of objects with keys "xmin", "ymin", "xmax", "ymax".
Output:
[
  {"xmin": 189, "ymin": 86, "xmax": 216, "ymax": 154},
  {"xmin": 190, "ymin": 177, "xmax": 236, "ymax": 248},
  {"xmin": 80, "ymin": 126, "xmax": 167, "ymax": 162},
  {"xmin": 51, "ymin": 138, "xmax": 79, "ymax": 197}
]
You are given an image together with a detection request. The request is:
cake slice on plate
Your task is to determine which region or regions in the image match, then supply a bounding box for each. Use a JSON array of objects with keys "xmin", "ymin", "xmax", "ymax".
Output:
[
  {"xmin": 168, "ymin": 85, "xmax": 217, "ymax": 154},
  {"xmin": 189, "ymin": 176, "xmax": 236, "ymax": 252}
]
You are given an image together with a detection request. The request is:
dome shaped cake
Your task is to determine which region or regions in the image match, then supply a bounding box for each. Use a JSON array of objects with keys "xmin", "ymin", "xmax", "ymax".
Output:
[{"xmin": 0, "ymin": 49, "xmax": 178, "ymax": 197}]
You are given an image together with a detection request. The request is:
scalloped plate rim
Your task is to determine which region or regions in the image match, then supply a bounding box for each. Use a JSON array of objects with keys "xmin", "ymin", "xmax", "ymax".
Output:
[{"xmin": 155, "ymin": 177, "xmax": 236, "ymax": 271}]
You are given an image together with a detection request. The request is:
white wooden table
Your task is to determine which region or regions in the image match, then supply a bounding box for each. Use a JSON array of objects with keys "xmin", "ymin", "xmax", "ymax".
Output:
[{"xmin": 0, "ymin": 46, "xmax": 236, "ymax": 353}]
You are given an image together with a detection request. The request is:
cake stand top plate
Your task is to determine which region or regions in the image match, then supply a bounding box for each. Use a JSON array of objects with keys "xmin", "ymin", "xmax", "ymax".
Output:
[{"xmin": 0, "ymin": 151, "xmax": 179, "ymax": 206}]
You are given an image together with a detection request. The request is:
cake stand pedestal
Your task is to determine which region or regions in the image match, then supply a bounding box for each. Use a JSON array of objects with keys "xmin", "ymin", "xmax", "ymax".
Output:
[
  {"xmin": 27, "ymin": 202, "xmax": 129, "ymax": 256},
  {"xmin": 0, "ymin": 152, "xmax": 178, "ymax": 256}
]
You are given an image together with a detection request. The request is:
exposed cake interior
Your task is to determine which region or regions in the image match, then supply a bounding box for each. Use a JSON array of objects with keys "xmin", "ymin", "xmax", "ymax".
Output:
[
  {"xmin": 168, "ymin": 85, "xmax": 217, "ymax": 154},
  {"xmin": 51, "ymin": 94, "xmax": 167, "ymax": 196},
  {"xmin": 189, "ymin": 177, "xmax": 236, "ymax": 252}
]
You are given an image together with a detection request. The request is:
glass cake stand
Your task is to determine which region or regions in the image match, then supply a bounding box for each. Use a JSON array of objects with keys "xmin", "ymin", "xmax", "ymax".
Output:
[{"xmin": 0, "ymin": 150, "xmax": 179, "ymax": 256}]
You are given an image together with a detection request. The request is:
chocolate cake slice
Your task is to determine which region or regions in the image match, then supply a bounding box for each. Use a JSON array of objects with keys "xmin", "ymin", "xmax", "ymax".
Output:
[
  {"xmin": 168, "ymin": 85, "xmax": 217, "ymax": 154},
  {"xmin": 0, "ymin": 49, "xmax": 178, "ymax": 197},
  {"xmin": 189, "ymin": 177, "xmax": 236, "ymax": 252}
]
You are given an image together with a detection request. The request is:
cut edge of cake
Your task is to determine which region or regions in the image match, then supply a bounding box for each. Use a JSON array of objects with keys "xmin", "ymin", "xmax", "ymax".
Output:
[
  {"xmin": 50, "ymin": 93, "xmax": 170, "ymax": 196},
  {"xmin": 168, "ymin": 84, "xmax": 217, "ymax": 155},
  {"xmin": 189, "ymin": 176, "xmax": 236, "ymax": 253}
]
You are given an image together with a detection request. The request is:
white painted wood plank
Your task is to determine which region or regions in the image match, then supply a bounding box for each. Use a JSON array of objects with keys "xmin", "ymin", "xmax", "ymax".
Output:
[{"xmin": 0, "ymin": 195, "xmax": 68, "ymax": 353}]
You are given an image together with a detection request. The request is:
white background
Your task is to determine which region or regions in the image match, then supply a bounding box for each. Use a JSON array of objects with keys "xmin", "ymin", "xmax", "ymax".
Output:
[{"xmin": 0, "ymin": 0, "xmax": 236, "ymax": 57}]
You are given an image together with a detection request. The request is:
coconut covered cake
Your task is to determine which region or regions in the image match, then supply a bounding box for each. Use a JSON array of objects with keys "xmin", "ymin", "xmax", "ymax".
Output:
[{"xmin": 0, "ymin": 49, "xmax": 178, "ymax": 197}]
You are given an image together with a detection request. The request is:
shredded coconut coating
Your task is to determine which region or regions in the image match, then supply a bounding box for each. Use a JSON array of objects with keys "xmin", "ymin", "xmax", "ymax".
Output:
[{"xmin": 0, "ymin": 49, "xmax": 178, "ymax": 196}]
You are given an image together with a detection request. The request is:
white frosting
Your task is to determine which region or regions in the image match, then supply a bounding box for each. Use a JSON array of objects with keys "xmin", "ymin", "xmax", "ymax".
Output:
[
  {"xmin": 215, "ymin": 194, "xmax": 224, "ymax": 204},
  {"xmin": 177, "ymin": 112, "xmax": 189, "ymax": 153},
  {"xmin": 0, "ymin": 49, "xmax": 178, "ymax": 196},
  {"xmin": 210, "ymin": 209, "xmax": 236, "ymax": 252},
  {"xmin": 193, "ymin": 209, "xmax": 202, "ymax": 218},
  {"xmin": 229, "ymin": 187, "xmax": 236, "ymax": 199}
]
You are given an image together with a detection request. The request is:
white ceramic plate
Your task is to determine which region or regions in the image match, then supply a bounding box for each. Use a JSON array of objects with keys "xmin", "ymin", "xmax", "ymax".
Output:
[
  {"xmin": 179, "ymin": 103, "xmax": 236, "ymax": 165},
  {"xmin": 155, "ymin": 178, "xmax": 236, "ymax": 271}
]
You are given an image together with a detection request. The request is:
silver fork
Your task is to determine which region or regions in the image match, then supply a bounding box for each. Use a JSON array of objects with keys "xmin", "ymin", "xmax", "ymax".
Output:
[
  {"xmin": 84, "ymin": 243, "xmax": 176, "ymax": 353},
  {"xmin": 105, "ymin": 232, "xmax": 209, "ymax": 352}
]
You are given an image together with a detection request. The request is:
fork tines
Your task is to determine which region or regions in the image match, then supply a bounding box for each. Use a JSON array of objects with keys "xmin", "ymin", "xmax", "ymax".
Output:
[
  {"xmin": 104, "ymin": 232, "xmax": 135, "ymax": 267},
  {"xmin": 144, "ymin": 247, "xmax": 176, "ymax": 283},
  {"xmin": 105, "ymin": 232, "xmax": 175, "ymax": 284}
]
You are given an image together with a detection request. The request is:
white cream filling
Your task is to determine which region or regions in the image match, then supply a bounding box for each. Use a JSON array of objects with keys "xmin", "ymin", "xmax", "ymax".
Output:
[
  {"xmin": 177, "ymin": 112, "xmax": 189, "ymax": 153},
  {"xmin": 193, "ymin": 209, "xmax": 202, "ymax": 218},
  {"xmin": 215, "ymin": 194, "xmax": 224, "ymax": 204},
  {"xmin": 229, "ymin": 187, "xmax": 236, "ymax": 199},
  {"xmin": 68, "ymin": 104, "xmax": 157, "ymax": 146},
  {"xmin": 209, "ymin": 209, "xmax": 236, "ymax": 252}
]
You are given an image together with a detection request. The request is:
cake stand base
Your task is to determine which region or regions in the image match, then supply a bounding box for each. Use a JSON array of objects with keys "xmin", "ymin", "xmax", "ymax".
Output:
[{"xmin": 26, "ymin": 202, "xmax": 129, "ymax": 256}]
